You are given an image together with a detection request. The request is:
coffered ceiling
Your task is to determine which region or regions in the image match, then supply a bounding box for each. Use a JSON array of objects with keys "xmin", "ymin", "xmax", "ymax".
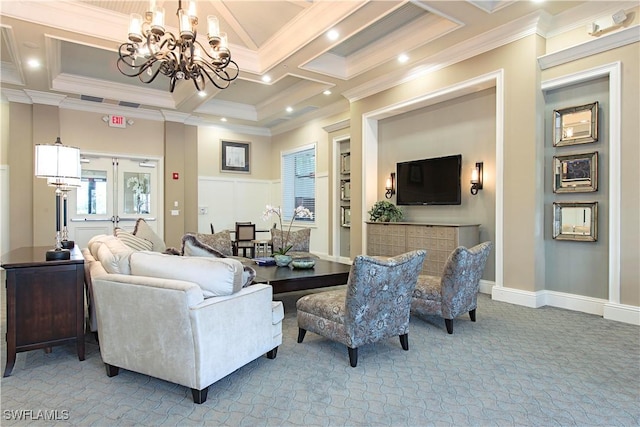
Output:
[{"xmin": 0, "ymin": 1, "xmax": 632, "ymax": 134}]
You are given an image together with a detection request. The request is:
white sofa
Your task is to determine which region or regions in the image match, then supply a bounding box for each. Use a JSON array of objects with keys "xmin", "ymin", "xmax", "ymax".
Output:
[{"xmin": 82, "ymin": 235, "xmax": 284, "ymax": 404}]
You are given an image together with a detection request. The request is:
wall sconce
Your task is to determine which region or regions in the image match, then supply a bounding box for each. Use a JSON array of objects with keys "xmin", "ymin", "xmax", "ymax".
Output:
[
  {"xmin": 385, "ymin": 172, "xmax": 396, "ymax": 199},
  {"xmin": 35, "ymin": 137, "xmax": 81, "ymax": 260},
  {"xmin": 470, "ymin": 162, "xmax": 483, "ymax": 195}
]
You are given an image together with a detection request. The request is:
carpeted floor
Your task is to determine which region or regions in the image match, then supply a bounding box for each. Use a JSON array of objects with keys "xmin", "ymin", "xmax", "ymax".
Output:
[{"xmin": 1, "ymin": 288, "xmax": 639, "ymax": 426}]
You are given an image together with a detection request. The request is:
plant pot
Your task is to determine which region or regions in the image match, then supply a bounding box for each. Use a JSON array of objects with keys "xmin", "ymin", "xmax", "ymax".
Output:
[{"xmin": 273, "ymin": 254, "xmax": 292, "ymax": 267}]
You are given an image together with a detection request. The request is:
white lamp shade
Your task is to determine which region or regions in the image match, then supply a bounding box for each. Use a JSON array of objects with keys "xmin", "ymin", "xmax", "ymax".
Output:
[{"xmin": 35, "ymin": 143, "xmax": 81, "ymax": 179}]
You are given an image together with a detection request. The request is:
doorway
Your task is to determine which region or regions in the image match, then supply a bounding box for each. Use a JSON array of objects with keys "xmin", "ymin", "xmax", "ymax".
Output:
[{"xmin": 67, "ymin": 155, "xmax": 163, "ymax": 248}]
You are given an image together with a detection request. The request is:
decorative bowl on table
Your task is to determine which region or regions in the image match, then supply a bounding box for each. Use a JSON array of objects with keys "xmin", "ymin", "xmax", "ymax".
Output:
[{"xmin": 290, "ymin": 258, "xmax": 316, "ymax": 269}]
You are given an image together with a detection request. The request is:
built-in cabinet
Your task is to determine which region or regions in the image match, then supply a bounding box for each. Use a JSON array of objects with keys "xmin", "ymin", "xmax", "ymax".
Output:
[{"xmin": 366, "ymin": 222, "xmax": 480, "ymax": 276}]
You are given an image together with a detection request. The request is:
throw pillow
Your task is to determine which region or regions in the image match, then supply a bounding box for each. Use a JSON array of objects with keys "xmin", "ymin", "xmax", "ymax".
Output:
[
  {"xmin": 271, "ymin": 228, "xmax": 310, "ymax": 252},
  {"xmin": 133, "ymin": 218, "xmax": 166, "ymax": 252},
  {"xmin": 183, "ymin": 230, "xmax": 233, "ymax": 257},
  {"xmin": 115, "ymin": 228, "xmax": 153, "ymax": 251},
  {"xmin": 182, "ymin": 234, "xmax": 227, "ymax": 258}
]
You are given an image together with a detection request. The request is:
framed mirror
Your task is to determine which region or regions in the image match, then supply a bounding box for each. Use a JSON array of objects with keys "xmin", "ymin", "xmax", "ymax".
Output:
[
  {"xmin": 341, "ymin": 180, "xmax": 351, "ymax": 201},
  {"xmin": 552, "ymin": 202, "xmax": 598, "ymax": 242},
  {"xmin": 553, "ymin": 102, "xmax": 598, "ymax": 146},
  {"xmin": 553, "ymin": 151, "xmax": 598, "ymax": 193},
  {"xmin": 341, "ymin": 206, "xmax": 351, "ymax": 227},
  {"xmin": 340, "ymin": 152, "xmax": 351, "ymax": 174}
]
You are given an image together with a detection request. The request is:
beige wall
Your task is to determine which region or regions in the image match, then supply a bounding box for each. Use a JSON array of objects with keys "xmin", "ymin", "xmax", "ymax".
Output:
[
  {"xmin": 197, "ymin": 127, "xmax": 272, "ymax": 180},
  {"xmin": 351, "ymin": 35, "xmax": 545, "ymax": 292}
]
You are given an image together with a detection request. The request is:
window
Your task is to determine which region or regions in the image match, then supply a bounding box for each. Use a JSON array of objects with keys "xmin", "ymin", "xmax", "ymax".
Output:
[{"xmin": 282, "ymin": 144, "xmax": 315, "ymax": 221}]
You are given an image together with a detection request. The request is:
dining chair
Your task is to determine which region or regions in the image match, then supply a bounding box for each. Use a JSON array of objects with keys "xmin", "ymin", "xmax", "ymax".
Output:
[{"xmin": 234, "ymin": 223, "xmax": 256, "ymax": 258}]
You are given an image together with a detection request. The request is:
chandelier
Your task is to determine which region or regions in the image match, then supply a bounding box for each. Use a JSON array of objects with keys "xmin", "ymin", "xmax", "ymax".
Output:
[{"xmin": 117, "ymin": 0, "xmax": 239, "ymax": 92}]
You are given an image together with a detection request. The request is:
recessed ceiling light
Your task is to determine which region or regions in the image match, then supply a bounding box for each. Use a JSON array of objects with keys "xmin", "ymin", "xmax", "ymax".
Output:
[
  {"xmin": 220, "ymin": 117, "xmax": 227, "ymax": 122},
  {"xmin": 398, "ymin": 54, "xmax": 409, "ymax": 63},
  {"xmin": 262, "ymin": 75, "xmax": 271, "ymax": 83},
  {"xmin": 198, "ymin": 91, "xmax": 206, "ymax": 97},
  {"xmin": 27, "ymin": 58, "xmax": 41, "ymax": 68},
  {"xmin": 327, "ymin": 29, "xmax": 339, "ymax": 41},
  {"xmin": 286, "ymin": 106, "xmax": 293, "ymax": 113},
  {"xmin": 323, "ymin": 90, "xmax": 332, "ymax": 96}
]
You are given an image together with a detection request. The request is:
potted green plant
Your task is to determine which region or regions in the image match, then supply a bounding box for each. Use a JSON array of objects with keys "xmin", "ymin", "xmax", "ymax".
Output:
[{"xmin": 368, "ymin": 200, "xmax": 403, "ymax": 222}]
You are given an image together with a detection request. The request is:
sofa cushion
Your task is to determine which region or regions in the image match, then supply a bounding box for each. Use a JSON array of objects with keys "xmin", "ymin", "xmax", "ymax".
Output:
[
  {"xmin": 133, "ymin": 218, "xmax": 166, "ymax": 252},
  {"xmin": 96, "ymin": 237, "xmax": 135, "ymax": 275},
  {"xmin": 115, "ymin": 228, "xmax": 153, "ymax": 251},
  {"xmin": 130, "ymin": 251, "xmax": 245, "ymax": 297}
]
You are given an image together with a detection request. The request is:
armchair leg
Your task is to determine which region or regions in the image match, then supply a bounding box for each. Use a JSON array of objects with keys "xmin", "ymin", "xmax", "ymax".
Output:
[
  {"xmin": 105, "ymin": 364, "xmax": 119, "ymax": 377},
  {"xmin": 445, "ymin": 319, "xmax": 453, "ymax": 334},
  {"xmin": 266, "ymin": 347, "xmax": 278, "ymax": 359},
  {"xmin": 297, "ymin": 328, "xmax": 307, "ymax": 343},
  {"xmin": 469, "ymin": 309, "xmax": 476, "ymax": 322},
  {"xmin": 191, "ymin": 387, "xmax": 209, "ymax": 404},
  {"xmin": 348, "ymin": 347, "xmax": 358, "ymax": 367},
  {"xmin": 399, "ymin": 334, "xmax": 409, "ymax": 351}
]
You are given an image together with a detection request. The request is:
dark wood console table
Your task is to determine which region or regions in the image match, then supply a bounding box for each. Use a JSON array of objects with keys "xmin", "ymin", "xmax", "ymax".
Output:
[{"xmin": 2, "ymin": 246, "xmax": 85, "ymax": 377}]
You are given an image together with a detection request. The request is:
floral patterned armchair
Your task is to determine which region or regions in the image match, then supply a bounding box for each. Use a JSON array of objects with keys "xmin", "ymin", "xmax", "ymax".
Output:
[
  {"xmin": 411, "ymin": 241, "xmax": 493, "ymax": 334},
  {"xmin": 296, "ymin": 250, "xmax": 426, "ymax": 367}
]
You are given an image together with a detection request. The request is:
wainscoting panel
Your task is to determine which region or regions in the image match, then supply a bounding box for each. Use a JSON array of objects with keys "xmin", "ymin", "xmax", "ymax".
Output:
[{"xmin": 198, "ymin": 177, "xmax": 273, "ymax": 235}]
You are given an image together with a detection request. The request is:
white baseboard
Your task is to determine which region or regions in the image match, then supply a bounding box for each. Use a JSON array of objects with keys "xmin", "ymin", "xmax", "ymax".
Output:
[
  {"xmin": 603, "ymin": 303, "xmax": 640, "ymax": 325},
  {"xmin": 491, "ymin": 285, "xmax": 640, "ymax": 326}
]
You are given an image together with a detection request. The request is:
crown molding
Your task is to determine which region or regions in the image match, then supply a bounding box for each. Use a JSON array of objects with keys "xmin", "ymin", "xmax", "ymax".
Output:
[
  {"xmin": 52, "ymin": 73, "xmax": 176, "ymax": 110},
  {"xmin": 60, "ymin": 97, "xmax": 165, "ymax": 121},
  {"xmin": 323, "ymin": 119, "xmax": 350, "ymax": 133},
  {"xmin": 24, "ymin": 90, "xmax": 66, "ymax": 106},
  {"xmin": 190, "ymin": 117, "xmax": 271, "ymax": 136},
  {"xmin": 194, "ymin": 99, "xmax": 258, "ymax": 121},
  {"xmin": 161, "ymin": 110, "xmax": 191, "ymax": 123},
  {"xmin": 0, "ymin": 25, "xmax": 25, "ymax": 86},
  {"xmin": 271, "ymin": 99, "xmax": 348, "ymax": 136},
  {"xmin": 538, "ymin": 25, "xmax": 639, "ymax": 70},
  {"xmin": 343, "ymin": 10, "xmax": 545, "ymax": 102},
  {"xmin": 1, "ymin": 88, "xmax": 32, "ymax": 104}
]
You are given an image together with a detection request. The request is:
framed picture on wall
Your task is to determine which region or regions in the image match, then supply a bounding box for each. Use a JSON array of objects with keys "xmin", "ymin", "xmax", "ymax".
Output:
[
  {"xmin": 221, "ymin": 140, "xmax": 250, "ymax": 173},
  {"xmin": 553, "ymin": 151, "xmax": 598, "ymax": 193},
  {"xmin": 553, "ymin": 102, "xmax": 598, "ymax": 146}
]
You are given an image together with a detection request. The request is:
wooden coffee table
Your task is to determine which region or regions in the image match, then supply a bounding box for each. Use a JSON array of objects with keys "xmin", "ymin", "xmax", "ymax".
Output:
[{"xmin": 249, "ymin": 259, "xmax": 351, "ymax": 294}]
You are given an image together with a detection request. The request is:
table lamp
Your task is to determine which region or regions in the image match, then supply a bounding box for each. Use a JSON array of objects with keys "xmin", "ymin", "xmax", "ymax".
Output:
[
  {"xmin": 35, "ymin": 137, "xmax": 81, "ymax": 261},
  {"xmin": 48, "ymin": 177, "xmax": 81, "ymax": 249}
]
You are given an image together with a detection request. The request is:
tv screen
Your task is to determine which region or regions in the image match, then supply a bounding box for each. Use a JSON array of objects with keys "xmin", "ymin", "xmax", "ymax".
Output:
[{"xmin": 396, "ymin": 154, "xmax": 462, "ymax": 205}]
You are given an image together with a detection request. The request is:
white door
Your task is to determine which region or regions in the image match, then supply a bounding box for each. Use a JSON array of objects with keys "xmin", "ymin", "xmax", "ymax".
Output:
[{"xmin": 67, "ymin": 155, "xmax": 161, "ymax": 249}]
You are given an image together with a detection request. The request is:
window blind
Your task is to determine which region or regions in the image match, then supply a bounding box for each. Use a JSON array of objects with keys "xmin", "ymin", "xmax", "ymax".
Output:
[{"xmin": 282, "ymin": 145, "xmax": 315, "ymax": 221}]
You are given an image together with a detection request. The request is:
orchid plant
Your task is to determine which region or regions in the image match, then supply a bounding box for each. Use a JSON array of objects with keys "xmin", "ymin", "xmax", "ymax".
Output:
[{"xmin": 262, "ymin": 204, "xmax": 314, "ymax": 255}]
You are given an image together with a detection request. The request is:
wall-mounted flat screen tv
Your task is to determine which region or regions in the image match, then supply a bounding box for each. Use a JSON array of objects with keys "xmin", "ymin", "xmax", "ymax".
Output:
[{"xmin": 396, "ymin": 154, "xmax": 462, "ymax": 205}]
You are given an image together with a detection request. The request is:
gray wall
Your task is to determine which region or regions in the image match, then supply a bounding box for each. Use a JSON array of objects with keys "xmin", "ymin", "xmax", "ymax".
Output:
[
  {"xmin": 377, "ymin": 88, "xmax": 497, "ymax": 281},
  {"xmin": 543, "ymin": 77, "xmax": 609, "ymax": 299}
]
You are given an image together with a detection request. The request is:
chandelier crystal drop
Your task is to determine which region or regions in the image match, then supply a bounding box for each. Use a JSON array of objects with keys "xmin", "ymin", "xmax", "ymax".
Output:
[{"xmin": 117, "ymin": 0, "xmax": 239, "ymax": 92}]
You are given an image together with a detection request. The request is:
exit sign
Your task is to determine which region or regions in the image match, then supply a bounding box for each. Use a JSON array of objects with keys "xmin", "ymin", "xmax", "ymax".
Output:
[{"xmin": 108, "ymin": 115, "xmax": 126, "ymax": 128}]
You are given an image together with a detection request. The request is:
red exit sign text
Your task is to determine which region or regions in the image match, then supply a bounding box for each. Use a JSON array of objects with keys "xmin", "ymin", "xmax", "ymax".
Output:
[{"xmin": 108, "ymin": 115, "xmax": 126, "ymax": 128}]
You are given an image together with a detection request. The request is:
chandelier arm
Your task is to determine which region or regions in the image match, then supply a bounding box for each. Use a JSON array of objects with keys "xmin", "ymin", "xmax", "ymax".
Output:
[{"xmin": 196, "ymin": 59, "xmax": 239, "ymax": 82}]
